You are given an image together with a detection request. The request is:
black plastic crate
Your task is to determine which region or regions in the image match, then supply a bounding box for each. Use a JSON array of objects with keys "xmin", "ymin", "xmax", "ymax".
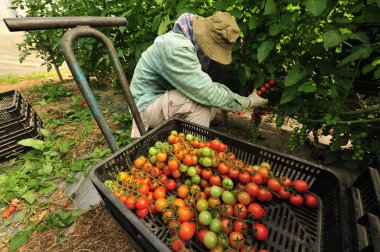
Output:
[
  {"xmin": 351, "ymin": 160, "xmax": 380, "ymax": 252},
  {"xmin": 0, "ymin": 90, "xmax": 44, "ymax": 162},
  {"xmin": 89, "ymin": 118, "xmax": 350, "ymax": 252}
]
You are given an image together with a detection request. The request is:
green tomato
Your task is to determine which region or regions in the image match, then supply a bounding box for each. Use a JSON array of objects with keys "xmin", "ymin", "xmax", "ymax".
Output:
[
  {"xmin": 202, "ymin": 157, "xmax": 213, "ymax": 168},
  {"xmin": 196, "ymin": 199, "xmax": 208, "ymax": 212},
  {"xmin": 179, "ymin": 164, "xmax": 188, "ymax": 173},
  {"xmin": 253, "ymin": 165, "xmax": 260, "ymax": 171},
  {"xmin": 187, "ymin": 166, "xmax": 197, "ymax": 177},
  {"xmin": 154, "ymin": 141, "xmax": 163, "ymax": 148},
  {"xmin": 198, "ymin": 210, "xmax": 212, "ymax": 225},
  {"xmin": 217, "ymin": 233, "xmax": 229, "ymax": 248},
  {"xmin": 210, "ymin": 185, "xmax": 223, "ymax": 198},
  {"xmin": 184, "ymin": 179, "xmax": 192, "ymax": 187},
  {"xmin": 222, "ymin": 178, "xmax": 234, "ymax": 190},
  {"xmin": 221, "ymin": 191, "xmax": 235, "ymax": 204},
  {"xmin": 210, "ymin": 219, "xmax": 222, "ymax": 233},
  {"xmin": 149, "ymin": 147, "xmax": 158, "ymax": 156},
  {"xmin": 186, "ymin": 133, "xmax": 194, "ymax": 141},
  {"xmin": 191, "ymin": 174, "xmax": 201, "ymax": 184},
  {"xmin": 149, "ymin": 155, "xmax": 157, "ymax": 164},
  {"xmin": 201, "ymin": 147, "xmax": 213, "ymax": 157},
  {"xmin": 203, "ymin": 231, "xmax": 218, "ymax": 249}
]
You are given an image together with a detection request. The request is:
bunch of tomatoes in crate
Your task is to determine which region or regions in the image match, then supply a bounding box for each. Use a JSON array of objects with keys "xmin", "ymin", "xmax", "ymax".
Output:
[{"xmin": 104, "ymin": 130, "xmax": 319, "ymax": 252}]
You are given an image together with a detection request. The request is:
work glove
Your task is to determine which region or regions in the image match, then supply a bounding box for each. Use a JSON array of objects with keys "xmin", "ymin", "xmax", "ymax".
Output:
[{"xmin": 248, "ymin": 89, "xmax": 268, "ymax": 109}]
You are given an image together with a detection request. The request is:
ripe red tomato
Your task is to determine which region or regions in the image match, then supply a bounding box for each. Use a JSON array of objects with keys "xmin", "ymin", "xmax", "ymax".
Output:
[
  {"xmin": 153, "ymin": 186, "xmax": 166, "ymax": 199},
  {"xmin": 240, "ymin": 246, "xmax": 256, "ymax": 252},
  {"xmin": 177, "ymin": 206, "xmax": 192, "ymax": 222},
  {"xmin": 220, "ymin": 203, "xmax": 234, "ymax": 217},
  {"xmin": 265, "ymin": 83, "xmax": 270, "ymax": 89},
  {"xmin": 228, "ymin": 231, "xmax": 245, "ymax": 249},
  {"xmin": 233, "ymin": 203, "xmax": 248, "ymax": 218},
  {"xmin": 245, "ymin": 183, "xmax": 259, "ymax": 197},
  {"xmin": 149, "ymin": 180, "xmax": 159, "ymax": 191},
  {"xmin": 136, "ymin": 196, "xmax": 148, "ymax": 210},
  {"xmin": 156, "ymin": 152, "xmax": 167, "ymax": 163},
  {"xmin": 158, "ymin": 174, "xmax": 168, "ymax": 184},
  {"xmin": 218, "ymin": 163, "xmax": 229, "ymax": 174},
  {"xmin": 154, "ymin": 197, "xmax": 168, "ymax": 212},
  {"xmin": 218, "ymin": 143, "xmax": 227, "ymax": 152},
  {"xmin": 293, "ymin": 180, "xmax": 309, "ymax": 193},
  {"xmin": 304, "ymin": 193, "xmax": 319, "ymax": 208},
  {"xmin": 254, "ymin": 223, "xmax": 268, "ymax": 241},
  {"xmin": 177, "ymin": 184, "xmax": 189, "ymax": 198},
  {"xmin": 256, "ymin": 188, "xmax": 268, "ymax": 201},
  {"xmin": 239, "ymin": 171, "xmax": 251, "ymax": 183},
  {"xmin": 124, "ymin": 196, "xmax": 136, "ymax": 210},
  {"xmin": 257, "ymin": 167, "xmax": 269, "ymax": 180},
  {"xmin": 237, "ymin": 192, "xmax": 252, "ymax": 206},
  {"xmin": 267, "ymin": 178, "xmax": 281, "ymax": 192},
  {"xmin": 197, "ymin": 229, "xmax": 208, "ymax": 244},
  {"xmin": 233, "ymin": 219, "xmax": 248, "ymax": 233},
  {"xmin": 251, "ymin": 173, "xmax": 263, "ymax": 185},
  {"xmin": 289, "ymin": 194, "xmax": 304, "ymax": 206},
  {"xmin": 221, "ymin": 217, "xmax": 233, "ymax": 234},
  {"xmin": 182, "ymin": 154, "xmax": 193, "ymax": 166},
  {"xmin": 268, "ymin": 79, "xmax": 276, "ymax": 85},
  {"xmin": 202, "ymin": 168, "xmax": 213, "ymax": 179},
  {"xmin": 211, "ymin": 139, "xmax": 221, "ymax": 151},
  {"xmin": 138, "ymin": 183, "xmax": 150, "ymax": 195},
  {"xmin": 136, "ymin": 208, "xmax": 149, "ymax": 218},
  {"xmin": 260, "ymin": 86, "xmax": 266, "ymax": 93},
  {"xmin": 228, "ymin": 166, "xmax": 240, "ymax": 179},
  {"xmin": 165, "ymin": 179, "xmax": 176, "ymax": 191},
  {"xmin": 209, "ymin": 175, "xmax": 222, "ymax": 186},
  {"xmin": 171, "ymin": 238, "xmax": 185, "ymax": 251},
  {"xmin": 149, "ymin": 166, "xmax": 161, "ymax": 178},
  {"xmin": 247, "ymin": 203, "xmax": 265, "ymax": 220},
  {"xmin": 281, "ymin": 177, "xmax": 292, "ymax": 186},
  {"xmin": 278, "ymin": 186, "xmax": 291, "ymax": 199}
]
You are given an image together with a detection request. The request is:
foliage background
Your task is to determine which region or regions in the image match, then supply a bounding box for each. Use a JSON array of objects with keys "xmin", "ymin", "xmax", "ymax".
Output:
[{"xmin": 11, "ymin": 0, "xmax": 380, "ymax": 169}]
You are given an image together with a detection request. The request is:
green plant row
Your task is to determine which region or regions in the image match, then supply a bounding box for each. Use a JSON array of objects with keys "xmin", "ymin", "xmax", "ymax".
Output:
[{"xmin": 11, "ymin": 0, "xmax": 380, "ymax": 168}]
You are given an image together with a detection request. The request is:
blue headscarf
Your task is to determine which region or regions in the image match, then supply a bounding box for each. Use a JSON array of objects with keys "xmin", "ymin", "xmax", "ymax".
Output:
[{"xmin": 173, "ymin": 12, "xmax": 211, "ymax": 71}]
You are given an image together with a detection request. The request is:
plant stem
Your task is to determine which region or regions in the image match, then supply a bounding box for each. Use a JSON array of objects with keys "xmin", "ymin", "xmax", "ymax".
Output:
[{"xmin": 299, "ymin": 117, "xmax": 380, "ymax": 125}]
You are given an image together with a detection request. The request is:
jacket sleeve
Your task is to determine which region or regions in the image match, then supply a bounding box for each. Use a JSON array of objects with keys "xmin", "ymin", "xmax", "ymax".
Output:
[{"xmin": 161, "ymin": 46, "xmax": 250, "ymax": 111}]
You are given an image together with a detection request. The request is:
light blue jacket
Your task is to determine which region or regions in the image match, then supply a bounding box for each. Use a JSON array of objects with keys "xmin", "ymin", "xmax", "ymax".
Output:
[{"xmin": 130, "ymin": 32, "xmax": 250, "ymax": 112}]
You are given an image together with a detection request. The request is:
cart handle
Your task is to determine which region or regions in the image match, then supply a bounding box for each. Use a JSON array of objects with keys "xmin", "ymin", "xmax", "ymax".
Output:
[{"xmin": 61, "ymin": 25, "xmax": 146, "ymax": 152}]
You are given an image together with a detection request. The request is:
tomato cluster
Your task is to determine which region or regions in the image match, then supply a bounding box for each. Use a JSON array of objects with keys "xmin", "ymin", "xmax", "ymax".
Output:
[
  {"xmin": 104, "ymin": 130, "xmax": 318, "ymax": 252},
  {"xmin": 257, "ymin": 79, "xmax": 276, "ymax": 96}
]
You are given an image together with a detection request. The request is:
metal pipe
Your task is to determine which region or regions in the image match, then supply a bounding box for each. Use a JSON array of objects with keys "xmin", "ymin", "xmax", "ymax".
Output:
[
  {"xmin": 4, "ymin": 17, "xmax": 127, "ymax": 32},
  {"xmin": 61, "ymin": 26, "xmax": 146, "ymax": 152}
]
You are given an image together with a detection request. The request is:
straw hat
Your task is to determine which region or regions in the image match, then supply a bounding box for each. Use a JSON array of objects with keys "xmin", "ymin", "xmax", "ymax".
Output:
[{"xmin": 193, "ymin": 11, "xmax": 240, "ymax": 65}]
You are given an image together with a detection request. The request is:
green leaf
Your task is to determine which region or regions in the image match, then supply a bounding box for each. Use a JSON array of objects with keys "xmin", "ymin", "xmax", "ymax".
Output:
[
  {"xmin": 305, "ymin": 0, "xmax": 327, "ymax": 16},
  {"xmin": 372, "ymin": 59, "xmax": 380, "ymax": 66},
  {"xmin": 362, "ymin": 63, "xmax": 376, "ymax": 74},
  {"xmin": 45, "ymin": 210, "xmax": 81, "ymax": 228},
  {"xmin": 375, "ymin": 68, "xmax": 380, "ymax": 79},
  {"xmin": 284, "ymin": 64, "xmax": 307, "ymax": 87},
  {"xmin": 280, "ymin": 86, "xmax": 299, "ymax": 104},
  {"xmin": 8, "ymin": 225, "xmax": 36, "ymax": 252},
  {"xmin": 21, "ymin": 191, "xmax": 36, "ymax": 204},
  {"xmin": 151, "ymin": 14, "xmax": 161, "ymax": 32},
  {"xmin": 39, "ymin": 185, "xmax": 57, "ymax": 195},
  {"xmin": 275, "ymin": 114, "xmax": 284, "ymax": 127},
  {"xmin": 263, "ymin": 0, "xmax": 277, "ymax": 15},
  {"xmin": 157, "ymin": 15, "xmax": 171, "ymax": 35},
  {"xmin": 338, "ymin": 44, "xmax": 373, "ymax": 66},
  {"xmin": 257, "ymin": 40, "xmax": 274, "ymax": 63},
  {"xmin": 298, "ymin": 81, "xmax": 316, "ymax": 93},
  {"xmin": 38, "ymin": 162, "xmax": 53, "ymax": 175},
  {"xmin": 248, "ymin": 16, "xmax": 259, "ymax": 30},
  {"xmin": 323, "ymin": 29, "xmax": 348, "ymax": 48},
  {"xmin": 18, "ymin": 139, "xmax": 45, "ymax": 150},
  {"xmin": 40, "ymin": 128, "xmax": 50, "ymax": 138},
  {"xmin": 349, "ymin": 32, "xmax": 369, "ymax": 44}
]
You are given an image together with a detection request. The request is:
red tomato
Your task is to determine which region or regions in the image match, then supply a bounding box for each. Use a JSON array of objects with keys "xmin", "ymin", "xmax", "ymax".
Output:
[
  {"xmin": 267, "ymin": 178, "xmax": 281, "ymax": 192},
  {"xmin": 256, "ymin": 188, "xmax": 268, "ymax": 201},
  {"xmin": 124, "ymin": 196, "xmax": 136, "ymax": 210},
  {"xmin": 149, "ymin": 167, "xmax": 161, "ymax": 178},
  {"xmin": 158, "ymin": 174, "xmax": 168, "ymax": 184},
  {"xmin": 229, "ymin": 231, "xmax": 245, "ymax": 249},
  {"xmin": 220, "ymin": 203, "xmax": 234, "ymax": 217},
  {"xmin": 293, "ymin": 180, "xmax": 309, "ymax": 193},
  {"xmin": 245, "ymin": 183, "xmax": 259, "ymax": 197},
  {"xmin": 165, "ymin": 179, "xmax": 176, "ymax": 191},
  {"xmin": 178, "ymin": 221, "xmax": 196, "ymax": 241},
  {"xmin": 168, "ymin": 158, "xmax": 179, "ymax": 170},
  {"xmin": 239, "ymin": 171, "xmax": 251, "ymax": 184},
  {"xmin": 177, "ymin": 184, "xmax": 190, "ymax": 198},
  {"xmin": 177, "ymin": 206, "xmax": 192, "ymax": 222},
  {"xmin": 281, "ymin": 177, "xmax": 292, "ymax": 186},
  {"xmin": 254, "ymin": 223, "xmax": 268, "ymax": 241},
  {"xmin": 138, "ymin": 183, "xmax": 149, "ymax": 195},
  {"xmin": 251, "ymin": 173, "xmax": 263, "ymax": 185},
  {"xmin": 136, "ymin": 196, "xmax": 148, "ymax": 210},
  {"xmin": 153, "ymin": 186, "xmax": 166, "ymax": 199},
  {"xmin": 197, "ymin": 229, "xmax": 208, "ymax": 244},
  {"xmin": 247, "ymin": 203, "xmax": 265, "ymax": 220},
  {"xmin": 240, "ymin": 246, "xmax": 256, "ymax": 252},
  {"xmin": 210, "ymin": 139, "xmax": 221, "ymax": 151},
  {"xmin": 278, "ymin": 186, "xmax": 291, "ymax": 199},
  {"xmin": 237, "ymin": 192, "xmax": 252, "ymax": 206},
  {"xmin": 209, "ymin": 175, "xmax": 222, "ymax": 186},
  {"xmin": 221, "ymin": 217, "xmax": 233, "ymax": 234},
  {"xmin": 218, "ymin": 143, "xmax": 227, "ymax": 152},
  {"xmin": 182, "ymin": 154, "xmax": 193, "ymax": 166},
  {"xmin": 289, "ymin": 194, "xmax": 304, "ymax": 207},
  {"xmin": 154, "ymin": 197, "xmax": 168, "ymax": 212},
  {"xmin": 233, "ymin": 219, "xmax": 248, "ymax": 233},
  {"xmin": 149, "ymin": 180, "xmax": 159, "ymax": 191},
  {"xmin": 136, "ymin": 208, "xmax": 148, "ymax": 218},
  {"xmin": 171, "ymin": 238, "xmax": 185, "ymax": 251},
  {"xmin": 233, "ymin": 203, "xmax": 248, "ymax": 218},
  {"xmin": 268, "ymin": 79, "xmax": 276, "ymax": 85},
  {"xmin": 304, "ymin": 193, "xmax": 319, "ymax": 208},
  {"xmin": 202, "ymin": 168, "xmax": 213, "ymax": 179},
  {"xmin": 218, "ymin": 163, "xmax": 229, "ymax": 174},
  {"xmin": 257, "ymin": 167, "xmax": 269, "ymax": 180}
]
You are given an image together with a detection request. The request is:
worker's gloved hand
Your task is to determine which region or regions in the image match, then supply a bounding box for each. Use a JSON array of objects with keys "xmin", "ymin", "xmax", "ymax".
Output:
[{"xmin": 248, "ymin": 89, "xmax": 268, "ymax": 108}]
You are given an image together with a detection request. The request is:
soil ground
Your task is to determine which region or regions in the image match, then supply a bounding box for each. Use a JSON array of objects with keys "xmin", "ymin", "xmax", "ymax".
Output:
[{"xmin": 0, "ymin": 76, "xmax": 359, "ymax": 252}]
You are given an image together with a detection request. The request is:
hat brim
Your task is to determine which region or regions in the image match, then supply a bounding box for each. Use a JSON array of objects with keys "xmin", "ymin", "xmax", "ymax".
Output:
[{"xmin": 193, "ymin": 16, "xmax": 233, "ymax": 65}]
